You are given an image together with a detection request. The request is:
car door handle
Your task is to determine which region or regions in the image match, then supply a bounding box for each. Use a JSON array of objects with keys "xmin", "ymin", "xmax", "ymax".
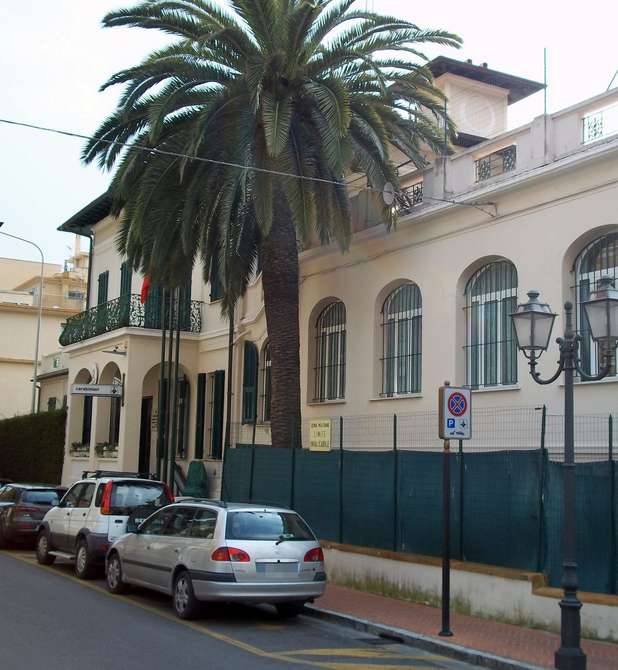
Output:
[
  {"xmin": 174, "ymin": 548, "xmax": 180, "ymax": 554},
  {"xmin": 146, "ymin": 545, "xmax": 152, "ymax": 550}
]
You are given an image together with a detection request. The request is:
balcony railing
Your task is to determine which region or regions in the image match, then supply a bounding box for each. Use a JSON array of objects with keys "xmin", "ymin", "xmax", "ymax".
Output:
[
  {"xmin": 395, "ymin": 181, "xmax": 423, "ymax": 214},
  {"xmin": 59, "ymin": 293, "xmax": 202, "ymax": 346},
  {"xmin": 582, "ymin": 103, "xmax": 618, "ymax": 144},
  {"xmin": 474, "ymin": 145, "xmax": 517, "ymax": 182}
]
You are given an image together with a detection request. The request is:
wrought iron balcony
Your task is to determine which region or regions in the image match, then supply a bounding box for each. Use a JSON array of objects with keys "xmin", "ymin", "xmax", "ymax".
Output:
[
  {"xmin": 395, "ymin": 182, "xmax": 424, "ymax": 214},
  {"xmin": 474, "ymin": 145, "xmax": 517, "ymax": 182},
  {"xmin": 59, "ymin": 293, "xmax": 202, "ymax": 346}
]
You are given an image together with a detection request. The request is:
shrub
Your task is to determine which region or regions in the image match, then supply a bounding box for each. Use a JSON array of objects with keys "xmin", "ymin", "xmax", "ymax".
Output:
[{"xmin": 0, "ymin": 410, "xmax": 66, "ymax": 484}]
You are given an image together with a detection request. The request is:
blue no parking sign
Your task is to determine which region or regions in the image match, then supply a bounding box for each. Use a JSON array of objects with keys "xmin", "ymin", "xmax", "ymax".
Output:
[{"xmin": 439, "ymin": 386, "xmax": 472, "ymax": 440}]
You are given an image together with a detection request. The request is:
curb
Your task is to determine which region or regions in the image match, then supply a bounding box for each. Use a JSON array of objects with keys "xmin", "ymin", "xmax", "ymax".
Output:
[{"xmin": 304, "ymin": 605, "xmax": 544, "ymax": 670}]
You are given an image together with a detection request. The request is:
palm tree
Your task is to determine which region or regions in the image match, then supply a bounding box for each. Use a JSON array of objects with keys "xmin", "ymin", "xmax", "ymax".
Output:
[{"xmin": 84, "ymin": 0, "xmax": 461, "ymax": 449}]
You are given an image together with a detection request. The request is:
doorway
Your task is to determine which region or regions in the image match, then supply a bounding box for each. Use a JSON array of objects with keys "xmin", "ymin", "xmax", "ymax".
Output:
[{"xmin": 139, "ymin": 396, "xmax": 153, "ymax": 474}]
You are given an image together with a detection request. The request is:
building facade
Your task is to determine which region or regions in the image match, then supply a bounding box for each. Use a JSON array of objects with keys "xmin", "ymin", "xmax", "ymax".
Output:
[
  {"xmin": 0, "ymin": 242, "xmax": 88, "ymax": 419},
  {"xmin": 57, "ymin": 59, "xmax": 618, "ymax": 491}
]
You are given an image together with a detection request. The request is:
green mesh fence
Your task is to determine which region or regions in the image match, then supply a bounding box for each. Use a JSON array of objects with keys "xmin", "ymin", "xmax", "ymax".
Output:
[
  {"xmin": 222, "ymin": 409, "xmax": 618, "ymax": 595},
  {"xmin": 293, "ymin": 450, "xmax": 341, "ymax": 542}
]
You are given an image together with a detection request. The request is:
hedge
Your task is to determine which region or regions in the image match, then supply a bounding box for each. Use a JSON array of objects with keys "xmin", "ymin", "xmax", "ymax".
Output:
[{"xmin": 0, "ymin": 410, "xmax": 66, "ymax": 484}]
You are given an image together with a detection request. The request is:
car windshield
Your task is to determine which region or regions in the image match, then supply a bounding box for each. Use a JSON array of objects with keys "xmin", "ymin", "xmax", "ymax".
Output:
[
  {"xmin": 226, "ymin": 511, "xmax": 315, "ymax": 542},
  {"xmin": 109, "ymin": 482, "xmax": 170, "ymax": 515},
  {"xmin": 22, "ymin": 490, "xmax": 61, "ymax": 505}
]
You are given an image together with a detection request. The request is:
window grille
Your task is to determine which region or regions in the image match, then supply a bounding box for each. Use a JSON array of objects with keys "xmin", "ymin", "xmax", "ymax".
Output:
[
  {"xmin": 474, "ymin": 146, "xmax": 517, "ymax": 182},
  {"xmin": 574, "ymin": 233, "xmax": 618, "ymax": 377},
  {"xmin": 465, "ymin": 261, "xmax": 518, "ymax": 388},
  {"xmin": 381, "ymin": 283, "xmax": 422, "ymax": 396},
  {"xmin": 314, "ymin": 301, "xmax": 346, "ymax": 402},
  {"xmin": 261, "ymin": 341, "xmax": 272, "ymax": 422}
]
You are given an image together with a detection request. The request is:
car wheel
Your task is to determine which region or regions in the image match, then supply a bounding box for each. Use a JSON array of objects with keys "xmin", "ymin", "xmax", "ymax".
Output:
[
  {"xmin": 75, "ymin": 539, "xmax": 95, "ymax": 580},
  {"xmin": 106, "ymin": 552, "xmax": 128, "ymax": 594},
  {"xmin": 36, "ymin": 531, "xmax": 55, "ymax": 565},
  {"xmin": 276, "ymin": 602, "xmax": 306, "ymax": 619},
  {"xmin": 173, "ymin": 570, "xmax": 200, "ymax": 620}
]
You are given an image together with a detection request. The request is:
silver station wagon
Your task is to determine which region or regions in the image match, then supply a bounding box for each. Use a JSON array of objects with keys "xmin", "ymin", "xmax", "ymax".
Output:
[{"xmin": 105, "ymin": 500, "xmax": 326, "ymax": 619}]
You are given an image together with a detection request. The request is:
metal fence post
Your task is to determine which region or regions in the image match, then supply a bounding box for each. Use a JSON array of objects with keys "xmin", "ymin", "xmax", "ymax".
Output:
[
  {"xmin": 393, "ymin": 414, "xmax": 399, "ymax": 552},
  {"xmin": 609, "ymin": 414, "xmax": 616, "ymax": 594},
  {"xmin": 339, "ymin": 416, "xmax": 344, "ymax": 544},
  {"xmin": 290, "ymin": 437, "xmax": 296, "ymax": 509},
  {"xmin": 537, "ymin": 405, "xmax": 547, "ymax": 572},
  {"xmin": 248, "ymin": 442, "xmax": 256, "ymax": 502},
  {"xmin": 458, "ymin": 439, "xmax": 464, "ymax": 560}
]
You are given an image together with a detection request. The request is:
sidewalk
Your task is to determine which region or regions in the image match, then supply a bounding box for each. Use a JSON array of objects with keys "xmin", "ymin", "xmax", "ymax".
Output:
[{"xmin": 308, "ymin": 584, "xmax": 618, "ymax": 670}]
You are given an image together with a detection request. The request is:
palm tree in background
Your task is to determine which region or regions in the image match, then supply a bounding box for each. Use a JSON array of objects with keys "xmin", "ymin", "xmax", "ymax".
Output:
[{"xmin": 83, "ymin": 0, "xmax": 461, "ymax": 449}]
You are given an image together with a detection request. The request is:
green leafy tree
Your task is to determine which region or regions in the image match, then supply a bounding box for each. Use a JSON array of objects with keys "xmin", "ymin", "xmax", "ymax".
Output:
[{"xmin": 84, "ymin": 0, "xmax": 460, "ymax": 449}]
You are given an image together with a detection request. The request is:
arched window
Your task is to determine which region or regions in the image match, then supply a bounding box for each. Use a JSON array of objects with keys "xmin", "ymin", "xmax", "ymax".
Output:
[
  {"xmin": 465, "ymin": 260, "xmax": 518, "ymax": 388},
  {"xmin": 261, "ymin": 341, "xmax": 272, "ymax": 422},
  {"xmin": 314, "ymin": 301, "xmax": 346, "ymax": 402},
  {"xmin": 381, "ymin": 283, "xmax": 422, "ymax": 396},
  {"xmin": 575, "ymin": 232, "xmax": 618, "ymax": 376}
]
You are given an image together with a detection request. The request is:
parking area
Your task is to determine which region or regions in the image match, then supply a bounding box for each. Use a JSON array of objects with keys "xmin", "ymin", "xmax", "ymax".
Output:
[{"xmin": 0, "ymin": 548, "xmax": 476, "ymax": 670}]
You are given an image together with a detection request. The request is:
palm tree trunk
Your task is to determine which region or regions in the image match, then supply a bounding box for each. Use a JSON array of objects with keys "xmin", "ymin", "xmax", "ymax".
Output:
[{"xmin": 261, "ymin": 208, "xmax": 302, "ymax": 449}]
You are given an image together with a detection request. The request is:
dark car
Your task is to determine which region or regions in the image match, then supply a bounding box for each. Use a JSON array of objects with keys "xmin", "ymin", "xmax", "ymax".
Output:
[{"xmin": 0, "ymin": 484, "xmax": 65, "ymax": 547}]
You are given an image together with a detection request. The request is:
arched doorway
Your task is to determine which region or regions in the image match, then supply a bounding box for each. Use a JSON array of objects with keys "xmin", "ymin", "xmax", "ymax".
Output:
[
  {"xmin": 68, "ymin": 368, "xmax": 93, "ymax": 453},
  {"xmin": 94, "ymin": 362, "xmax": 122, "ymax": 455}
]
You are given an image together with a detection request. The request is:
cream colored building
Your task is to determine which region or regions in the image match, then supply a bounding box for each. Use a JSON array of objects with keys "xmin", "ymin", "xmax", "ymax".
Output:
[
  {"xmin": 0, "ymin": 240, "xmax": 88, "ymax": 419},
  {"xmin": 57, "ymin": 58, "xmax": 618, "ymax": 490}
]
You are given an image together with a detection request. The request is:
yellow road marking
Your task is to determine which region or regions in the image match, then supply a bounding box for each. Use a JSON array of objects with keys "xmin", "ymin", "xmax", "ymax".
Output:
[
  {"xmin": 316, "ymin": 665, "xmax": 439, "ymax": 670},
  {"xmin": 1, "ymin": 550, "xmax": 447, "ymax": 670},
  {"xmin": 281, "ymin": 649, "xmax": 443, "ymax": 661}
]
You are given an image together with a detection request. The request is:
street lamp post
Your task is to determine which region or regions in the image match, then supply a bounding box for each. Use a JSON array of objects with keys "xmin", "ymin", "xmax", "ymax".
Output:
[
  {"xmin": 0, "ymin": 222, "xmax": 45, "ymax": 414},
  {"xmin": 511, "ymin": 277, "xmax": 618, "ymax": 670}
]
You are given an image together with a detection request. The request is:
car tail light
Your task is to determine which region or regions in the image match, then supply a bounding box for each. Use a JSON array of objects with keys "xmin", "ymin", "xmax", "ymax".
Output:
[
  {"xmin": 211, "ymin": 546, "xmax": 250, "ymax": 562},
  {"xmin": 100, "ymin": 482, "xmax": 113, "ymax": 515},
  {"xmin": 304, "ymin": 547, "xmax": 324, "ymax": 563},
  {"xmin": 164, "ymin": 484, "xmax": 175, "ymax": 504},
  {"xmin": 11, "ymin": 505, "xmax": 39, "ymax": 521}
]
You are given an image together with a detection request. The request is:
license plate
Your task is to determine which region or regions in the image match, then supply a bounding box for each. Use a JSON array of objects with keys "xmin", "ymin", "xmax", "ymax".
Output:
[{"xmin": 256, "ymin": 562, "xmax": 298, "ymax": 574}]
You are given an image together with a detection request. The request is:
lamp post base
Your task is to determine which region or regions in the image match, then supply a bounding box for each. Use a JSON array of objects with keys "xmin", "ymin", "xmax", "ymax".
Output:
[{"xmin": 555, "ymin": 595, "xmax": 586, "ymax": 670}]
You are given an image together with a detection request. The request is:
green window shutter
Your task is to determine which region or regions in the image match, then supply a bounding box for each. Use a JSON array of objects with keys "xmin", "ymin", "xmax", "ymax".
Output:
[
  {"xmin": 242, "ymin": 342, "xmax": 258, "ymax": 423},
  {"xmin": 97, "ymin": 271, "xmax": 109, "ymax": 305},
  {"xmin": 120, "ymin": 262, "xmax": 132, "ymax": 296},
  {"xmin": 195, "ymin": 373, "xmax": 207, "ymax": 459},
  {"xmin": 47, "ymin": 397, "xmax": 57, "ymax": 412},
  {"xmin": 210, "ymin": 254, "xmax": 223, "ymax": 301}
]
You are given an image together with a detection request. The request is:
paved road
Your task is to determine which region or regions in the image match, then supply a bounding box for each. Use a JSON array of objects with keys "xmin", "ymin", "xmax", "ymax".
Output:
[{"xmin": 0, "ymin": 549, "xmax": 475, "ymax": 670}]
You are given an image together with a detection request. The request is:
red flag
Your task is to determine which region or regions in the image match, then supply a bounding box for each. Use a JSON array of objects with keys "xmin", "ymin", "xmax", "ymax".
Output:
[{"xmin": 140, "ymin": 276, "xmax": 151, "ymax": 304}]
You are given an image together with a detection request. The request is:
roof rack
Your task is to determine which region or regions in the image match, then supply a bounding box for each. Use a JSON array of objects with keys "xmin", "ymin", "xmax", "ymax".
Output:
[{"xmin": 81, "ymin": 470, "xmax": 159, "ymax": 481}]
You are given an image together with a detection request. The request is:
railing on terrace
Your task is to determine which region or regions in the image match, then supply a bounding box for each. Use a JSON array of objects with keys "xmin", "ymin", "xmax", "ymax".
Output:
[
  {"xmin": 59, "ymin": 293, "xmax": 202, "ymax": 346},
  {"xmin": 582, "ymin": 103, "xmax": 618, "ymax": 144},
  {"xmin": 395, "ymin": 181, "xmax": 423, "ymax": 214},
  {"xmin": 474, "ymin": 145, "xmax": 517, "ymax": 182}
]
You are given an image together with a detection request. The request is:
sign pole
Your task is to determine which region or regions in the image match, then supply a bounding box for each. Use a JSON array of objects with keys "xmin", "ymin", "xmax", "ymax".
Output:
[
  {"xmin": 438, "ymin": 380, "xmax": 471, "ymax": 638},
  {"xmin": 440, "ymin": 437, "xmax": 453, "ymax": 637}
]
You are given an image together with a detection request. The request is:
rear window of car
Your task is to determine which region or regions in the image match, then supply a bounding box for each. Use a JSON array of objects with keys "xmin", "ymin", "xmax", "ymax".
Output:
[
  {"xmin": 22, "ymin": 490, "xmax": 61, "ymax": 505},
  {"xmin": 225, "ymin": 511, "xmax": 315, "ymax": 542},
  {"xmin": 109, "ymin": 482, "xmax": 171, "ymax": 515}
]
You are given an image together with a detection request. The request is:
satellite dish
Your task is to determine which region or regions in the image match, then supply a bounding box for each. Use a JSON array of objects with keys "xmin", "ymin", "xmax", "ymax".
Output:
[{"xmin": 382, "ymin": 182, "xmax": 395, "ymax": 206}]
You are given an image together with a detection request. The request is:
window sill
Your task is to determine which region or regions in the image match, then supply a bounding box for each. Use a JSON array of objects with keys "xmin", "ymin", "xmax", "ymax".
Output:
[
  {"xmin": 307, "ymin": 399, "xmax": 346, "ymax": 406},
  {"xmin": 471, "ymin": 384, "xmax": 520, "ymax": 393},
  {"xmin": 370, "ymin": 393, "xmax": 423, "ymax": 401},
  {"xmin": 564, "ymin": 376, "xmax": 618, "ymax": 387}
]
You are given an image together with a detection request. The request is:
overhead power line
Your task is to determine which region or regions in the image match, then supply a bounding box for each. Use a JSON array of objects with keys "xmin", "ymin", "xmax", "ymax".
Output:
[{"xmin": 0, "ymin": 116, "xmax": 498, "ymax": 218}]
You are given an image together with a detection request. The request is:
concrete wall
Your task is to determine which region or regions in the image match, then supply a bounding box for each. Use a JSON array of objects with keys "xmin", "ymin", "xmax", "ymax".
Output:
[{"xmin": 323, "ymin": 544, "xmax": 618, "ymax": 642}]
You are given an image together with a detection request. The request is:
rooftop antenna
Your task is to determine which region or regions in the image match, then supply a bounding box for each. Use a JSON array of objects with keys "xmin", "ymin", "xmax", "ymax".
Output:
[
  {"xmin": 608, "ymin": 69, "xmax": 618, "ymax": 91},
  {"xmin": 543, "ymin": 48, "xmax": 548, "ymax": 164}
]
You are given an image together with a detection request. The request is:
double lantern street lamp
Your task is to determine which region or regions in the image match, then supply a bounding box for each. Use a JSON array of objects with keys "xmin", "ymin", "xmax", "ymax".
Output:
[{"xmin": 511, "ymin": 276, "xmax": 618, "ymax": 670}]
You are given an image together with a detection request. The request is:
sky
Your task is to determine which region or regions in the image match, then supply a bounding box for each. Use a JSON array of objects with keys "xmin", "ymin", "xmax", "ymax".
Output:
[{"xmin": 0, "ymin": 0, "xmax": 616, "ymax": 265}]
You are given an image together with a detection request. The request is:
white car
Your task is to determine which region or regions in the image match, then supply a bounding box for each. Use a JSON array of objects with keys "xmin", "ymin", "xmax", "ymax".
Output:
[
  {"xmin": 36, "ymin": 470, "xmax": 173, "ymax": 579},
  {"xmin": 105, "ymin": 500, "xmax": 327, "ymax": 619}
]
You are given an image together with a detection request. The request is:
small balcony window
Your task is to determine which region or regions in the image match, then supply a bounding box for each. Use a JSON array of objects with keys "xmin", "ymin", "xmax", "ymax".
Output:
[{"xmin": 474, "ymin": 145, "xmax": 517, "ymax": 182}]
